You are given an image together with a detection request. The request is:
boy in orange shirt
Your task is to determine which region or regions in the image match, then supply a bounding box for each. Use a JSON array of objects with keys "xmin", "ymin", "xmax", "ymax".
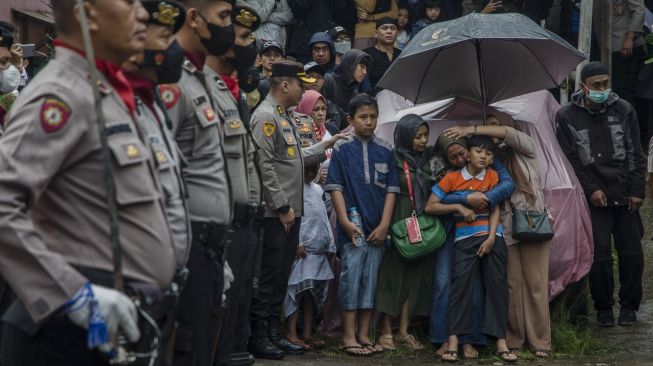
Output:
[{"xmin": 425, "ymin": 135, "xmax": 514, "ymax": 362}]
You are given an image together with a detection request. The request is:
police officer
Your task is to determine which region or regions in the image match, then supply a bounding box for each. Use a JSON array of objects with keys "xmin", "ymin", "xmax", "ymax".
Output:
[
  {"xmin": 249, "ymin": 60, "xmax": 347, "ymax": 360},
  {"xmin": 157, "ymin": 1, "xmax": 235, "ymax": 365},
  {"xmin": 0, "ymin": 0, "xmax": 177, "ymax": 364},
  {"xmin": 203, "ymin": 4, "xmax": 263, "ymax": 366}
]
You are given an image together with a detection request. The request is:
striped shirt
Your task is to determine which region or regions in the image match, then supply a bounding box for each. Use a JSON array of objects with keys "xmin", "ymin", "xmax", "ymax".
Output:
[{"xmin": 432, "ymin": 166, "xmax": 503, "ymax": 242}]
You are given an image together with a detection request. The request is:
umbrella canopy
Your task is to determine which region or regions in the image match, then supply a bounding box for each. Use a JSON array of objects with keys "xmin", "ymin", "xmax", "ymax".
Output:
[{"xmin": 377, "ymin": 12, "xmax": 585, "ymax": 105}]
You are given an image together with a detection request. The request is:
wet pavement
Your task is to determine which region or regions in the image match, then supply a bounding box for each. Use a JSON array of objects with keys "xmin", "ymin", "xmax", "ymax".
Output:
[{"xmin": 258, "ymin": 196, "xmax": 653, "ymax": 365}]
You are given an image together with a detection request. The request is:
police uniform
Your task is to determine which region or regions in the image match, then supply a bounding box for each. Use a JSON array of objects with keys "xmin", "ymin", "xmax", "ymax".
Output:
[
  {"xmin": 249, "ymin": 63, "xmax": 330, "ymax": 358},
  {"xmin": 160, "ymin": 48, "xmax": 232, "ymax": 366},
  {"xmin": 203, "ymin": 6, "xmax": 264, "ymax": 365},
  {"xmin": 0, "ymin": 46, "xmax": 176, "ymax": 365}
]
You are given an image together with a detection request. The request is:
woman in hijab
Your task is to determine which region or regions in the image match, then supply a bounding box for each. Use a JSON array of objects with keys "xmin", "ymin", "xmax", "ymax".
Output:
[
  {"xmin": 443, "ymin": 114, "xmax": 551, "ymax": 358},
  {"xmin": 375, "ymin": 114, "xmax": 442, "ymax": 350}
]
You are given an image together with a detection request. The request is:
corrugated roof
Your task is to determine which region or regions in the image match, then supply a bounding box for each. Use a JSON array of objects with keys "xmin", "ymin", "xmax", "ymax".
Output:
[{"xmin": 12, "ymin": 9, "xmax": 54, "ymax": 25}]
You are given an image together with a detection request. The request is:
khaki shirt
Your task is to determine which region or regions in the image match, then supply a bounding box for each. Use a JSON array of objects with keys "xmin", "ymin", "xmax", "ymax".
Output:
[
  {"xmin": 0, "ymin": 47, "xmax": 176, "ymax": 322},
  {"xmin": 134, "ymin": 96, "xmax": 191, "ymax": 268},
  {"xmin": 160, "ymin": 59, "xmax": 232, "ymax": 225},
  {"xmin": 203, "ymin": 66, "xmax": 262, "ymax": 204},
  {"xmin": 251, "ymin": 94, "xmax": 328, "ymax": 217},
  {"xmin": 612, "ymin": 0, "xmax": 646, "ymax": 49}
]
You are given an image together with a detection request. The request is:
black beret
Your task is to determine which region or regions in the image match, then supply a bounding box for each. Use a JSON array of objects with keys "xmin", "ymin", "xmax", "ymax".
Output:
[
  {"xmin": 271, "ymin": 62, "xmax": 316, "ymax": 83},
  {"xmin": 142, "ymin": 0, "xmax": 186, "ymax": 34},
  {"xmin": 232, "ymin": 6, "xmax": 260, "ymax": 31},
  {"xmin": 375, "ymin": 17, "xmax": 397, "ymax": 29},
  {"xmin": 580, "ymin": 61, "xmax": 609, "ymax": 83}
]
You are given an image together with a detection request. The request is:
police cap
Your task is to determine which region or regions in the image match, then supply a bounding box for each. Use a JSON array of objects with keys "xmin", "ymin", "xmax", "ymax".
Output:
[
  {"xmin": 142, "ymin": 0, "xmax": 186, "ymax": 34},
  {"xmin": 232, "ymin": 5, "xmax": 260, "ymax": 32},
  {"xmin": 271, "ymin": 61, "xmax": 316, "ymax": 84}
]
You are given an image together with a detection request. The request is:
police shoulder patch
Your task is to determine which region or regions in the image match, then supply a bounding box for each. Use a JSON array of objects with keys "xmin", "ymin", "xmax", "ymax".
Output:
[
  {"xmin": 40, "ymin": 97, "xmax": 71, "ymax": 133},
  {"xmin": 263, "ymin": 121, "xmax": 276, "ymax": 137},
  {"xmin": 159, "ymin": 84, "xmax": 181, "ymax": 109}
]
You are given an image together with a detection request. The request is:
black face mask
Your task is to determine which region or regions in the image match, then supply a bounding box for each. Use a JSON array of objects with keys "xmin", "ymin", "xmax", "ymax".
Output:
[
  {"xmin": 226, "ymin": 44, "xmax": 258, "ymax": 70},
  {"xmin": 141, "ymin": 40, "xmax": 185, "ymax": 85},
  {"xmin": 197, "ymin": 14, "xmax": 235, "ymax": 56},
  {"xmin": 238, "ymin": 66, "xmax": 260, "ymax": 93}
]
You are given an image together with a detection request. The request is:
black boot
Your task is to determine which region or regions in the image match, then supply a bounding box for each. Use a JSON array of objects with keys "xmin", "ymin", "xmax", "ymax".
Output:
[
  {"xmin": 248, "ymin": 320, "xmax": 285, "ymax": 360},
  {"xmin": 267, "ymin": 318, "xmax": 305, "ymax": 355}
]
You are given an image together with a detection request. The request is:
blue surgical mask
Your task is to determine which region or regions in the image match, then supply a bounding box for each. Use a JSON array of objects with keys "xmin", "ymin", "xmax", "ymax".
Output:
[{"xmin": 586, "ymin": 88, "xmax": 611, "ymax": 104}]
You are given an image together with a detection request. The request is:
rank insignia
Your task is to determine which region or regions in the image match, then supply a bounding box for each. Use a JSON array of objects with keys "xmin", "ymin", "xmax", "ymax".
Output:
[
  {"xmin": 300, "ymin": 124, "xmax": 311, "ymax": 133},
  {"xmin": 294, "ymin": 117, "xmax": 300, "ymax": 124},
  {"xmin": 229, "ymin": 120, "xmax": 241, "ymax": 130},
  {"xmin": 203, "ymin": 107, "xmax": 216, "ymax": 121},
  {"xmin": 236, "ymin": 9, "xmax": 258, "ymax": 28},
  {"xmin": 276, "ymin": 105, "xmax": 284, "ymax": 115},
  {"xmin": 287, "ymin": 146, "xmax": 295, "ymax": 157},
  {"xmin": 124, "ymin": 144, "xmax": 140, "ymax": 159},
  {"xmin": 159, "ymin": 84, "xmax": 181, "ymax": 109},
  {"xmin": 263, "ymin": 121, "xmax": 276, "ymax": 137},
  {"xmin": 40, "ymin": 97, "xmax": 71, "ymax": 133},
  {"xmin": 280, "ymin": 120, "xmax": 289, "ymax": 127},
  {"xmin": 156, "ymin": 150, "xmax": 168, "ymax": 164}
]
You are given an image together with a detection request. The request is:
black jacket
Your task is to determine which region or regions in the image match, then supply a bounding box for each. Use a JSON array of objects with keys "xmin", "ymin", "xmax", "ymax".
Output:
[
  {"xmin": 322, "ymin": 49, "xmax": 372, "ymax": 114},
  {"xmin": 555, "ymin": 91, "xmax": 646, "ymax": 205}
]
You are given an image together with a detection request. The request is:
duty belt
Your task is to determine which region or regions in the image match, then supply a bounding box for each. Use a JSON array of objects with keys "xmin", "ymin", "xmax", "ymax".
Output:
[{"xmin": 232, "ymin": 202, "xmax": 265, "ymax": 225}]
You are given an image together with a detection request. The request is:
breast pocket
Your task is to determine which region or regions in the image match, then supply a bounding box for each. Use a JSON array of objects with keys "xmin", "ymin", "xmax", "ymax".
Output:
[
  {"xmin": 374, "ymin": 163, "xmax": 388, "ymax": 189},
  {"xmin": 281, "ymin": 131, "xmax": 299, "ymax": 160},
  {"xmin": 108, "ymin": 137, "xmax": 159, "ymax": 205}
]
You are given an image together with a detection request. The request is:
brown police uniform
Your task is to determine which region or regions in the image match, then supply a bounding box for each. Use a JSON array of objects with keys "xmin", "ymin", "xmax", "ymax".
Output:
[{"xmin": 0, "ymin": 46, "xmax": 176, "ymax": 364}]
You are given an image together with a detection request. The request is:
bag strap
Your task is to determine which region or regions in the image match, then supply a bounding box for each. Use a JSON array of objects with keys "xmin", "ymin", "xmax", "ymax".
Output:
[{"xmin": 403, "ymin": 161, "xmax": 417, "ymax": 213}]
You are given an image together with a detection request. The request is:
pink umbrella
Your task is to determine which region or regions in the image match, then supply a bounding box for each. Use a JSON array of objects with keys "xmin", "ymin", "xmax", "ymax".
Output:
[{"xmin": 375, "ymin": 90, "xmax": 593, "ymax": 299}]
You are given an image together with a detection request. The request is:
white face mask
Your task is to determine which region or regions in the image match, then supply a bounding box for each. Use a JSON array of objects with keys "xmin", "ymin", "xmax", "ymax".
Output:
[
  {"xmin": 0, "ymin": 65, "xmax": 21, "ymax": 94},
  {"xmin": 334, "ymin": 41, "xmax": 351, "ymax": 55}
]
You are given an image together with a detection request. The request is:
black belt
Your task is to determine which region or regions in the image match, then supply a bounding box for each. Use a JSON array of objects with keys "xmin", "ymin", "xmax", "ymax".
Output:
[{"xmin": 232, "ymin": 202, "xmax": 265, "ymax": 225}]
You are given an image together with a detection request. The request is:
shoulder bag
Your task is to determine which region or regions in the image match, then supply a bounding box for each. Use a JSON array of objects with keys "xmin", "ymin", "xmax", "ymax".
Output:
[{"xmin": 510, "ymin": 203, "xmax": 554, "ymax": 243}]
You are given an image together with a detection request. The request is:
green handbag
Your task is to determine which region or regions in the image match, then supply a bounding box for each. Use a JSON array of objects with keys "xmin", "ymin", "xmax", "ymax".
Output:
[
  {"xmin": 510, "ymin": 203, "xmax": 554, "ymax": 243},
  {"xmin": 390, "ymin": 161, "xmax": 446, "ymax": 260}
]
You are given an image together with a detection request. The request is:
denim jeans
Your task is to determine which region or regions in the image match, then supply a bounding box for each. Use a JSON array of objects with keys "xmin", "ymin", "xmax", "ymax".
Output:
[{"xmin": 429, "ymin": 218, "xmax": 486, "ymax": 345}]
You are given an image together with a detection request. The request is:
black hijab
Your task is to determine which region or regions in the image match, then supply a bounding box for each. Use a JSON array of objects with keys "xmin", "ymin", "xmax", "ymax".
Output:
[{"xmin": 394, "ymin": 114, "xmax": 429, "ymax": 212}]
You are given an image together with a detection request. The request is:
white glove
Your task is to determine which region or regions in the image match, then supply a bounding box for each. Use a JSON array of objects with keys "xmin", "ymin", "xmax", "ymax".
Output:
[
  {"xmin": 67, "ymin": 284, "xmax": 140, "ymax": 351},
  {"xmin": 222, "ymin": 261, "xmax": 235, "ymax": 303}
]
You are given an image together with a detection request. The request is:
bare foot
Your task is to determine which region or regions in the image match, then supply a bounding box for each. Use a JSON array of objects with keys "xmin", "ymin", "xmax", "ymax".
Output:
[
  {"xmin": 304, "ymin": 336, "xmax": 326, "ymax": 349},
  {"xmin": 340, "ymin": 337, "xmax": 372, "ymax": 356},
  {"xmin": 462, "ymin": 344, "xmax": 478, "ymax": 359},
  {"xmin": 436, "ymin": 342, "xmax": 449, "ymax": 357},
  {"xmin": 357, "ymin": 334, "xmax": 382, "ymax": 353},
  {"xmin": 535, "ymin": 350, "xmax": 550, "ymax": 358},
  {"xmin": 286, "ymin": 335, "xmax": 311, "ymax": 350}
]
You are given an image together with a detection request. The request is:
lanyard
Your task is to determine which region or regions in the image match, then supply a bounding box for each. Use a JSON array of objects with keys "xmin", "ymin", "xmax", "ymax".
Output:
[{"xmin": 403, "ymin": 160, "xmax": 417, "ymax": 213}]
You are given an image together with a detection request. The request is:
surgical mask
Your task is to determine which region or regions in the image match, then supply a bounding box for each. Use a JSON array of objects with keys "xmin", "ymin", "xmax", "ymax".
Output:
[
  {"xmin": 197, "ymin": 14, "xmax": 235, "ymax": 56},
  {"xmin": 226, "ymin": 44, "xmax": 258, "ymax": 70},
  {"xmin": 238, "ymin": 66, "xmax": 260, "ymax": 93},
  {"xmin": 334, "ymin": 41, "xmax": 351, "ymax": 55},
  {"xmin": 0, "ymin": 65, "xmax": 20, "ymax": 94},
  {"xmin": 141, "ymin": 40, "xmax": 185, "ymax": 85},
  {"xmin": 586, "ymin": 88, "xmax": 611, "ymax": 104}
]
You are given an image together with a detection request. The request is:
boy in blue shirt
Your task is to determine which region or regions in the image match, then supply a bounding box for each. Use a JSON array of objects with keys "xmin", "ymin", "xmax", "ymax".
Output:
[{"xmin": 326, "ymin": 94, "xmax": 399, "ymax": 356}]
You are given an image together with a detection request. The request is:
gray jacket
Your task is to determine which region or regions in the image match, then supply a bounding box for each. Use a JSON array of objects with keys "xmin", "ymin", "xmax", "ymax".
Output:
[
  {"xmin": 159, "ymin": 59, "xmax": 232, "ymax": 225},
  {"xmin": 251, "ymin": 94, "xmax": 328, "ymax": 217}
]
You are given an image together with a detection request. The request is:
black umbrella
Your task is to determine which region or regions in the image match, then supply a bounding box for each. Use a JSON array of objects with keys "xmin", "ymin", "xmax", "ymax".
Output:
[{"xmin": 377, "ymin": 12, "xmax": 585, "ymax": 108}]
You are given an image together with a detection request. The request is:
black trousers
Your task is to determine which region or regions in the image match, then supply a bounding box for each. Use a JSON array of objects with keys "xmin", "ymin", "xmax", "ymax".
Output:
[
  {"xmin": 588, "ymin": 205, "xmax": 644, "ymax": 311},
  {"xmin": 2, "ymin": 315, "xmax": 110, "ymax": 366},
  {"xmin": 449, "ymin": 235, "xmax": 508, "ymax": 339},
  {"xmin": 612, "ymin": 48, "xmax": 645, "ymax": 106},
  {"xmin": 215, "ymin": 222, "xmax": 259, "ymax": 366},
  {"xmin": 173, "ymin": 228, "xmax": 225, "ymax": 366},
  {"xmin": 250, "ymin": 217, "xmax": 301, "ymax": 321}
]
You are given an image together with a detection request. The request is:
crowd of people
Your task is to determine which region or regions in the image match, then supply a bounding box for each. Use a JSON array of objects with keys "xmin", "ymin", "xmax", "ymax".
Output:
[{"xmin": 0, "ymin": 1, "xmax": 651, "ymax": 366}]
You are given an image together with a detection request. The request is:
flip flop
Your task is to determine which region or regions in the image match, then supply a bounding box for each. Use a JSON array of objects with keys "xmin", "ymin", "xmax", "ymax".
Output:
[
  {"xmin": 534, "ymin": 350, "xmax": 550, "ymax": 358},
  {"xmin": 340, "ymin": 345, "xmax": 373, "ymax": 357},
  {"xmin": 306, "ymin": 338, "xmax": 326, "ymax": 349},
  {"xmin": 359, "ymin": 342, "xmax": 383, "ymax": 354},
  {"xmin": 497, "ymin": 350, "xmax": 518, "ymax": 362},
  {"xmin": 441, "ymin": 350, "xmax": 458, "ymax": 362}
]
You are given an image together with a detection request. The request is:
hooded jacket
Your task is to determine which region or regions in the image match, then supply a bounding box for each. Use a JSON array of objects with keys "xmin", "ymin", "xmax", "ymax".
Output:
[
  {"xmin": 555, "ymin": 90, "xmax": 646, "ymax": 205},
  {"xmin": 308, "ymin": 32, "xmax": 337, "ymax": 74},
  {"xmin": 321, "ymin": 49, "xmax": 372, "ymax": 114}
]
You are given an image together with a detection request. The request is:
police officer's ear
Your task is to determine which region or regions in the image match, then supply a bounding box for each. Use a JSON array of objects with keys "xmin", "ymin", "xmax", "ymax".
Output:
[
  {"xmin": 187, "ymin": 8, "xmax": 201, "ymax": 30},
  {"xmin": 73, "ymin": 1, "xmax": 100, "ymax": 32}
]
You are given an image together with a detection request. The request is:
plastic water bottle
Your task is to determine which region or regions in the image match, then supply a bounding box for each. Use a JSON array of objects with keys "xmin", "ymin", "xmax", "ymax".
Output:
[{"xmin": 348, "ymin": 207, "xmax": 367, "ymax": 247}]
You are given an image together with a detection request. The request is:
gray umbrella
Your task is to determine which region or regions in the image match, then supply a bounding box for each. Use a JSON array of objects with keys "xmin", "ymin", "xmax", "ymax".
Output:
[{"xmin": 377, "ymin": 12, "xmax": 585, "ymax": 106}]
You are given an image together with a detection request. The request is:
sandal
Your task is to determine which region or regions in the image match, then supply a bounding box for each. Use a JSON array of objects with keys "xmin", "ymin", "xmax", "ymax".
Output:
[
  {"xmin": 441, "ymin": 350, "xmax": 458, "ymax": 362},
  {"xmin": 359, "ymin": 342, "xmax": 383, "ymax": 354},
  {"xmin": 339, "ymin": 345, "xmax": 373, "ymax": 357},
  {"xmin": 497, "ymin": 350, "xmax": 518, "ymax": 362},
  {"xmin": 534, "ymin": 350, "xmax": 550, "ymax": 358},
  {"xmin": 377, "ymin": 334, "xmax": 397, "ymax": 351},
  {"xmin": 462, "ymin": 344, "xmax": 478, "ymax": 359},
  {"xmin": 398, "ymin": 334, "xmax": 424, "ymax": 350},
  {"xmin": 435, "ymin": 342, "xmax": 449, "ymax": 357}
]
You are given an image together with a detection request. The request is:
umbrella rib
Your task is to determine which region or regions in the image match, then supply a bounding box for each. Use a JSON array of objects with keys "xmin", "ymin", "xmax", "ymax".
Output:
[
  {"xmin": 414, "ymin": 46, "xmax": 444, "ymax": 104},
  {"xmin": 512, "ymin": 39, "xmax": 559, "ymax": 88}
]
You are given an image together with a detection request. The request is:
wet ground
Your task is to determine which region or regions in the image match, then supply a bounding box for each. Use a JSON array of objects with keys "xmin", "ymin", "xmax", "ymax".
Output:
[{"xmin": 259, "ymin": 196, "xmax": 653, "ymax": 365}]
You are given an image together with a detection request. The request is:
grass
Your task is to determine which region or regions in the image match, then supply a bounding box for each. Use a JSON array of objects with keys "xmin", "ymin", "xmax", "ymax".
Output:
[{"xmin": 550, "ymin": 307, "xmax": 613, "ymax": 356}]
